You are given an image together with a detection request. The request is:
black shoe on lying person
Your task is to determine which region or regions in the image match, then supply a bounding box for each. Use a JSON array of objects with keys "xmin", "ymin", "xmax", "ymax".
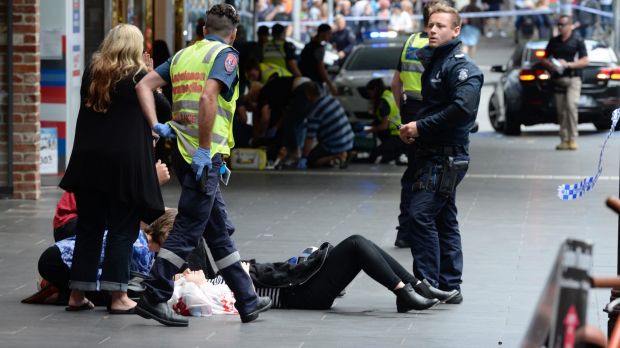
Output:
[
  {"xmin": 413, "ymin": 279, "xmax": 459, "ymax": 303},
  {"xmin": 135, "ymin": 295, "xmax": 189, "ymax": 327},
  {"xmin": 394, "ymin": 283, "xmax": 439, "ymax": 312},
  {"xmin": 239, "ymin": 296, "xmax": 272, "ymax": 323}
]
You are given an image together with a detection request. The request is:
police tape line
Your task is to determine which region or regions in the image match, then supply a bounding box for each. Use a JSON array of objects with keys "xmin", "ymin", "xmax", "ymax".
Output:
[
  {"xmin": 567, "ymin": 5, "xmax": 613, "ymax": 18},
  {"xmin": 257, "ymin": 5, "xmax": 612, "ymax": 28},
  {"xmin": 557, "ymin": 108, "xmax": 620, "ymax": 201}
]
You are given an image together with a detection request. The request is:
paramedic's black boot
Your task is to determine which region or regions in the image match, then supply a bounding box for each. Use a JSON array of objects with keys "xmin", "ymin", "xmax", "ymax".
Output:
[
  {"xmin": 135, "ymin": 295, "xmax": 188, "ymax": 327},
  {"xmin": 414, "ymin": 279, "xmax": 460, "ymax": 303},
  {"xmin": 240, "ymin": 296, "xmax": 272, "ymax": 323},
  {"xmin": 394, "ymin": 283, "xmax": 439, "ymax": 312}
]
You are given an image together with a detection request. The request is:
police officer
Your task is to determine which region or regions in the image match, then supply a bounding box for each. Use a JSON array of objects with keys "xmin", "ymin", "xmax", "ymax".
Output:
[
  {"xmin": 135, "ymin": 4, "xmax": 271, "ymax": 326},
  {"xmin": 262, "ymin": 23, "xmax": 302, "ymax": 77},
  {"xmin": 390, "ymin": 4, "xmax": 430, "ymax": 248},
  {"xmin": 399, "ymin": 3, "xmax": 483, "ymax": 304}
]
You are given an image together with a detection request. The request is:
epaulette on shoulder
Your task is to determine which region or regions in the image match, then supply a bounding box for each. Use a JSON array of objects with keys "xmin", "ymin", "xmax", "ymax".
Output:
[{"xmin": 454, "ymin": 53, "xmax": 465, "ymax": 59}]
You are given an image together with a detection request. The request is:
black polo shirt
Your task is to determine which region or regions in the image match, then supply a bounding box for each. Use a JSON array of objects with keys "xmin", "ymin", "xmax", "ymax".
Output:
[
  {"xmin": 299, "ymin": 40, "xmax": 325, "ymax": 83},
  {"xmin": 544, "ymin": 33, "xmax": 587, "ymax": 77}
]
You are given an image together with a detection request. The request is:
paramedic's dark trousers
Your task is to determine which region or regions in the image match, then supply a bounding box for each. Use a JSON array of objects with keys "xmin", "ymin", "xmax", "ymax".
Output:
[{"xmin": 142, "ymin": 148, "xmax": 259, "ymax": 314}]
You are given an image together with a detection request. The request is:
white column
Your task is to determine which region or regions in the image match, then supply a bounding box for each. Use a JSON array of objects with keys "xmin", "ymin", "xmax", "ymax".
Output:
[
  {"xmin": 327, "ymin": 0, "xmax": 333, "ymax": 24},
  {"xmin": 292, "ymin": 0, "xmax": 301, "ymax": 41},
  {"xmin": 614, "ymin": 0, "xmax": 620, "ymax": 55}
]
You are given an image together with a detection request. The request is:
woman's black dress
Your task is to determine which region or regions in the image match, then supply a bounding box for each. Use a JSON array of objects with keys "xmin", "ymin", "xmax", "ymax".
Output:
[{"xmin": 60, "ymin": 68, "xmax": 164, "ymax": 223}]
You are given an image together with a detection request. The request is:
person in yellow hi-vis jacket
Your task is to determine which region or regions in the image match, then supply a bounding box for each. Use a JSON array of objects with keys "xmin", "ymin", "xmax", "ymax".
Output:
[
  {"xmin": 134, "ymin": 4, "xmax": 271, "ymax": 327},
  {"xmin": 365, "ymin": 78, "xmax": 405, "ymax": 164},
  {"xmin": 390, "ymin": 3, "xmax": 431, "ymax": 249}
]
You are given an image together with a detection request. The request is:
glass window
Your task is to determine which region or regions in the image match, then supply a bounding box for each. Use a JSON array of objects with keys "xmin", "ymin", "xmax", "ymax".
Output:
[{"xmin": 344, "ymin": 46, "xmax": 401, "ymax": 71}]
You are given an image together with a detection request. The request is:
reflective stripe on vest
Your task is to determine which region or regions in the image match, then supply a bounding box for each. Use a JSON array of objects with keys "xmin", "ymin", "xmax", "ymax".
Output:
[
  {"xmin": 262, "ymin": 40, "xmax": 287, "ymax": 69},
  {"xmin": 378, "ymin": 90, "xmax": 401, "ymax": 136},
  {"xmin": 400, "ymin": 32, "xmax": 428, "ymax": 100},
  {"xmin": 259, "ymin": 62, "xmax": 292, "ymax": 85},
  {"xmin": 169, "ymin": 40, "xmax": 239, "ymax": 164}
]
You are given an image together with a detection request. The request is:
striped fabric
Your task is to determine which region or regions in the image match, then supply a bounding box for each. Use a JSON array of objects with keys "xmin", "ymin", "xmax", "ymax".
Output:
[
  {"xmin": 306, "ymin": 95, "xmax": 354, "ymax": 154},
  {"xmin": 255, "ymin": 287, "xmax": 285, "ymax": 309},
  {"xmin": 207, "ymin": 275, "xmax": 226, "ymax": 286}
]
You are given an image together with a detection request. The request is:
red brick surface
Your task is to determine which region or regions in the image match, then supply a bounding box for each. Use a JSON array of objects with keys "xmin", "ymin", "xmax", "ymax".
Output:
[{"xmin": 6, "ymin": 0, "xmax": 41, "ymax": 199}]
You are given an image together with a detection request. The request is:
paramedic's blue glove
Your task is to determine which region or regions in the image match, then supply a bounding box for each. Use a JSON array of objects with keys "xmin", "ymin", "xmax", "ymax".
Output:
[
  {"xmin": 297, "ymin": 157, "xmax": 308, "ymax": 170},
  {"xmin": 191, "ymin": 147, "xmax": 212, "ymax": 182},
  {"xmin": 153, "ymin": 122, "xmax": 176, "ymax": 139}
]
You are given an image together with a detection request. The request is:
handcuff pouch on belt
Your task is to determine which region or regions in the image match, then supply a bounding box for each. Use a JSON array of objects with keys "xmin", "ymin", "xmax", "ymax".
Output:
[{"xmin": 413, "ymin": 156, "xmax": 468, "ymax": 197}]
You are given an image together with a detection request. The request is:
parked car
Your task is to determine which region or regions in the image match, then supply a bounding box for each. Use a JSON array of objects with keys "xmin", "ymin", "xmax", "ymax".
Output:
[
  {"xmin": 333, "ymin": 42, "xmax": 404, "ymax": 122},
  {"xmin": 488, "ymin": 40, "xmax": 620, "ymax": 135},
  {"xmin": 287, "ymin": 37, "xmax": 339, "ymax": 66}
]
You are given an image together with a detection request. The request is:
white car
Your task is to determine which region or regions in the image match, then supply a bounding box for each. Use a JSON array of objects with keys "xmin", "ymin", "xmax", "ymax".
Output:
[
  {"xmin": 287, "ymin": 38, "xmax": 339, "ymax": 66},
  {"xmin": 333, "ymin": 42, "xmax": 404, "ymax": 122}
]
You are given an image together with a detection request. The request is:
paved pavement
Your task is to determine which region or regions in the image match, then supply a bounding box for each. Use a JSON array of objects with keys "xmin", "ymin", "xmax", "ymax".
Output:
[
  {"xmin": 3, "ymin": 38, "xmax": 620, "ymax": 347},
  {"xmin": 3, "ymin": 127, "xmax": 620, "ymax": 347}
]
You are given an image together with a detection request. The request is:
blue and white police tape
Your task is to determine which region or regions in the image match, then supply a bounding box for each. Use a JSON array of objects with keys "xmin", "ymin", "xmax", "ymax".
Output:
[
  {"xmin": 257, "ymin": 4, "xmax": 612, "ymax": 28},
  {"xmin": 557, "ymin": 108, "xmax": 620, "ymax": 201}
]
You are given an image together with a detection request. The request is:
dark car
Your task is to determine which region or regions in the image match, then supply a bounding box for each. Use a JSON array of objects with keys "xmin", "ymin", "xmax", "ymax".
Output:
[{"xmin": 488, "ymin": 40, "xmax": 620, "ymax": 135}]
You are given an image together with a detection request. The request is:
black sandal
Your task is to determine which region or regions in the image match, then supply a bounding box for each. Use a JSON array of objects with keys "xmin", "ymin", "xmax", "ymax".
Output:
[{"xmin": 65, "ymin": 300, "xmax": 95, "ymax": 311}]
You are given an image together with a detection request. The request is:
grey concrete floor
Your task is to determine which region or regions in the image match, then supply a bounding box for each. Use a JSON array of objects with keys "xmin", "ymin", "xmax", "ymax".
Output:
[{"xmin": 2, "ymin": 127, "xmax": 620, "ymax": 347}]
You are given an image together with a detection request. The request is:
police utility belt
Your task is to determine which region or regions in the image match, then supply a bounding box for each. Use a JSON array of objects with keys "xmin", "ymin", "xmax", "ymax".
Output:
[{"xmin": 412, "ymin": 145, "xmax": 468, "ymax": 197}]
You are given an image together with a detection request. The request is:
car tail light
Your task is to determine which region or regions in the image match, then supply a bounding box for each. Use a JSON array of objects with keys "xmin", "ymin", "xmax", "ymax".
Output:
[
  {"xmin": 597, "ymin": 67, "xmax": 620, "ymax": 80},
  {"xmin": 519, "ymin": 69, "xmax": 549, "ymax": 81}
]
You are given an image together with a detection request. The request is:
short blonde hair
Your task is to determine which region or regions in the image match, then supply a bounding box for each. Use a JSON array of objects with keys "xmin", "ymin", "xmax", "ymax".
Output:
[{"xmin": 428, "ymin": 3, "xmax": 461, "ymax": 29}]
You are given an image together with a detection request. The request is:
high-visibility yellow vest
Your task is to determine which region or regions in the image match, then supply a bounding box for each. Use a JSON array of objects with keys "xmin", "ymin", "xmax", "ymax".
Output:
[
  {"xmin": 259, "ymin": 62, "xmax": 292, "ymax": 85},
  {"xmin": 400, "ymin": 32, "xmax": 428, "ymax": 100},
  {"xmin": 168, "ymin": 40, "xmax": 238, "ymax": 164},
  {"xmin": 377, "ymin": 90, "xmax": 401, "ymax": 136},
  {"xmin": 262, "ymin": 40, "xmax": 288, "ymax": 70}
]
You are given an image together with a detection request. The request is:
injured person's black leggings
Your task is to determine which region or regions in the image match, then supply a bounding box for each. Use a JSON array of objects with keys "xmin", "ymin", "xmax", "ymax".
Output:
[{"xmin": 282, "ymin": 234, "xmax": 418, "ymax": 309}]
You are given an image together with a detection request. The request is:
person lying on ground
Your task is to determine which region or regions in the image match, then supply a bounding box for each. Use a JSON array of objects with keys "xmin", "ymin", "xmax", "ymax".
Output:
[{"xmin": 169, "ymin": 234, "xmax": 460, "ymax": 317}]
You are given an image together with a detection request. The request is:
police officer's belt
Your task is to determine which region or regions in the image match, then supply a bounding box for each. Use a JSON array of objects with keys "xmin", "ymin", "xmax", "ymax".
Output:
[
  {"xmin": 414, "ymin": 145, "xmax": 464, "ymax": 157},
  {"xmin": 404, "ymin": 92, "xmax": 422, "ymax": 101}
]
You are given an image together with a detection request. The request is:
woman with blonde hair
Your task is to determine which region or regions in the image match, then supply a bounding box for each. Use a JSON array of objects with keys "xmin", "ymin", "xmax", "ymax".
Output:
[{"xmin": 59, "ymin": 24, "xmax": 164, "ymax": 313}]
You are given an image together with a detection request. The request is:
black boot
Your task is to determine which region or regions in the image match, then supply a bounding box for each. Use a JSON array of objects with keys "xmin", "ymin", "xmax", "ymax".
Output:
[
  {"xmin": 240, "ymin": 296, "xmax": 272, "ymax": 323},
  {"xmin": 394, "ymin": 283, "xmax": 439, "ymax": 313},
  {"xmin": 414, "ymin": 279, "xmax": 459, "ymax": 303},
  {"xmin": 135, "ymin": 295, "xmax": 189, "ymax": 327}
]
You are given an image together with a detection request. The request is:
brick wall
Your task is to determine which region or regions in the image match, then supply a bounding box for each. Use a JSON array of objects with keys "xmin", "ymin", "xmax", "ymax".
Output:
[
  {"xmin": 11, "ymin": 0, "xmax": 40, "ymax": 200},
  {"xmin": 0, "ymin": 2, "xmax": 7, "ymax": 189}
]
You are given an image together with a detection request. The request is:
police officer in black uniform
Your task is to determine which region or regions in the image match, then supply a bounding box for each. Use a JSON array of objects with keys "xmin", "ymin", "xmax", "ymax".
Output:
[{"xmin": 399, "ymin": 3, "xmax": 482, "ymax": 304}]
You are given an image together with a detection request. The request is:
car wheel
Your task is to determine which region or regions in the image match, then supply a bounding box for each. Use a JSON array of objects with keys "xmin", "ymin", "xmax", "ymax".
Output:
[
  {"xmin": 488, "ymin": 93, "xmax": 504, "ymax": 132},
  {"xmin": 504, "ymin": 111, "xmax": 521, "ymax": 136},
  {"xmin": 594, "ymin": 121, "xmax": 609, "ymax": 131},
  {"xmin": 594, "ymin": 117, "xmax": 620, "ymax": 131}
]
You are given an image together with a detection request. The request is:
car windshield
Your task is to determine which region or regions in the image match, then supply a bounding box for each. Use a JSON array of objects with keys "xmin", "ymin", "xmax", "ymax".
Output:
[
  {"xmin": 344, "ymin": 45, "xmax": 402, "ymax": 71},
  {"xmin": 524, "ymin": 42, "xmax": 618, "ymax": 65}
]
